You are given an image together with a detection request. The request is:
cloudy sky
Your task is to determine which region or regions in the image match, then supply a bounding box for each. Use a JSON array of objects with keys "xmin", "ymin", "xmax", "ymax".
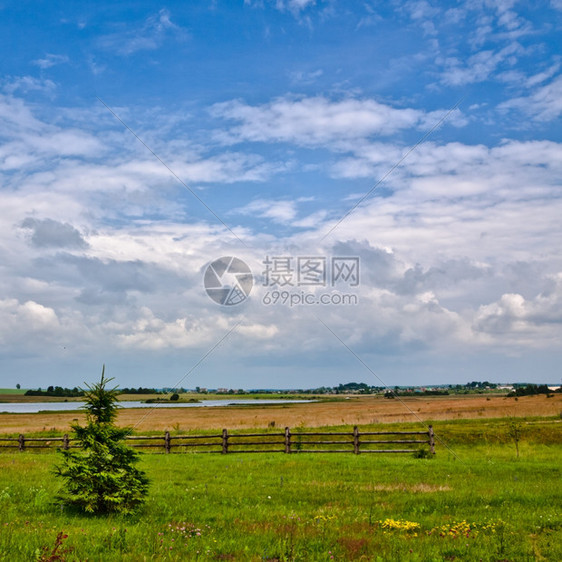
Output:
[{"xmin": 1, "ymin": 1, "xmax": 561, "ymax": 390}]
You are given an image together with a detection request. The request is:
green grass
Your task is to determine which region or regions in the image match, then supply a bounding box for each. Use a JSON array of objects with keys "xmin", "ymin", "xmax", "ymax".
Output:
[
  {"xmin": 0, "ymin": 389, "xmax": 26, "ymax": 395},
  {"xmin": 0, "ymin": 420, "xmax": 560, "ymax": 561}
]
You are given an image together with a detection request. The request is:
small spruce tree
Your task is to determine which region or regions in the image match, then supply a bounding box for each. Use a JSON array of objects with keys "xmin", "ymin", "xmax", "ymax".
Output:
[{"xmin": 55, "ymin": 366, "xmax": 149, "ymax": 514}]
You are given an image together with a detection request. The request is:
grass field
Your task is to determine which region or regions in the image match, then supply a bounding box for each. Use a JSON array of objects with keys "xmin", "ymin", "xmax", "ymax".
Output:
[
  {"xmin": 0, "ymin": 389, "xmax": 26, "ymax": 396},
  {"xmin": 0, "ymin": 416, "xmax": 561, "ymax": 561}
]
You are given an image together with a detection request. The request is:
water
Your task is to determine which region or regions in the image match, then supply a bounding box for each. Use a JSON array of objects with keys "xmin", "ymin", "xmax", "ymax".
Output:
[{"xmin": 0, "ymin": 398, "xmax": 313, "ymax": 414}]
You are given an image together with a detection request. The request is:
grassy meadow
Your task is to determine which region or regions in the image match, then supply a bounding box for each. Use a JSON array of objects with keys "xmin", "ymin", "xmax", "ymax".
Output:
[{"xmin": 0, "ymin": 415, "xmax": 561, "ymax": 561}]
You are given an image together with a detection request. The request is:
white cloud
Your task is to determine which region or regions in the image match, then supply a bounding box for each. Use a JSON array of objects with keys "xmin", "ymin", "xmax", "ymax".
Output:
[
  {"xmin": 230, "ymin": 196, "xmax": 323, "ymax": 227},
  {"xmin": 211, "ymin": 96, "xmax": 459, "ymax": 146},
  {"xmin": 439, "ymin": 42, "xmax": 523, "ymax": 86},
  {"xmin": 0, "ymin": 299, "xmax": 60, "ymax": 347},
  {"xmin": 97, "ymin": 9, "xmax": 187, "ymax": 56},
  {"xmin": 1, "ymin": 92, "xmax": 561, "ymax": 376},
  {"xmin": 525, "ymin": 63, "xmax": 560, "ymax": 88},
  {"xmin": 289, "ymin": 69, "xmax": 323, "ymax": 84},
  {"xmin": 401, "ymin": 0, "xmax": 439, "ymax": 35},
  {"xmin": 280, "ymin": 0, "xmax": 316, "ymax": 13},
  {"xmin": 117, "ymin": 309, "xmax": 222, "ymax": 350},
  {"xmin": 232, "ymin": 199, "xmax": 298, "ymax": 223},
  {"xmin": 323, "ymin": 139, "xmax": 562, "ymax": 278},
  {"xmin": 173, "ymin": 153, "xmax": 284, "ymax": 184},
  {"xmin": 499, "ymin": 75, "xmax": 562, "ymax": 121},
  {"xmin": 473, "ymin": 275, "xmax": 562, "ymax": 348},
  {"xmin": 245, "ymin": 0, "xmax": 320, "ymax": 17},
  {"xmin": 2, "ymin": 76, "xmax": 56, "ymax": 96},
  {"xmin": 0, "ymin": 94, "xmax": 105, "ymax": 167},
  {"xmin": 32, "ymin": 54, "xmax": 69, "ymax": 69},
  {"xmin": 237, "ymin": 322, "xmax": 279, "ymax": 339},
  {"xmin": 292, "ymin": 210, "xmax": 328, "ymax": 228}
]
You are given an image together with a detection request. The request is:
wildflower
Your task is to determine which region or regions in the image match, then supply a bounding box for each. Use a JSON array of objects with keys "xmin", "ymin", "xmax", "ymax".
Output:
[{"xmin": 380, "ymin": 519, "xmax": 420, "ymax": 533}]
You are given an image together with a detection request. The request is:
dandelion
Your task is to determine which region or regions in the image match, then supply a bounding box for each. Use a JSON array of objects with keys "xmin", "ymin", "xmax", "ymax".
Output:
[{"xmin": 380, "ymin": 519, "xmax": 420, "ymax": 534}]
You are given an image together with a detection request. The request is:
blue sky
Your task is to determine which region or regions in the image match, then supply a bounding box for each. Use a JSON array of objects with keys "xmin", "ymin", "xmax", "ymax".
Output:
[{"xmin": 1, "ymin": 0, "xmax": 562, "ymax": 390}]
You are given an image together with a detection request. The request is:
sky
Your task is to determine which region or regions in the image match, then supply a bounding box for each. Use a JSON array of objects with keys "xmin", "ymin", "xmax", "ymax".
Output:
[{"xmin": 1, "ymin": 0, "xmax": 561, "ymax": 390}]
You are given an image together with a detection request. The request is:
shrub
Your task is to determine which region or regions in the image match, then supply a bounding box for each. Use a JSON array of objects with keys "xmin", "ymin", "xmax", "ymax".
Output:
[
  {"xmin": 413, "ymin": 447, "xmax": 432, "ymax": 459},
  {"xmin": 54, "ymin": 366, "xmax": 149, "ymax": 514}
]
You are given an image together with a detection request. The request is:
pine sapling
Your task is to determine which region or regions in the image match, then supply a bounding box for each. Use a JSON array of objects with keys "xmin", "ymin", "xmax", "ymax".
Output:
[{"xmin": 55, "ymin": 365, "xmax": 149, "ymax": 514}]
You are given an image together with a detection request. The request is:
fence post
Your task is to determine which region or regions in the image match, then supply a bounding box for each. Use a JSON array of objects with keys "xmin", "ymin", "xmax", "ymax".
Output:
[
  {"xmin": 284, "ymin": 426, "xmax": 291, "ymax": 454},
  {"xmin": 353, "ymin": 426, "xmax": 360, "ymax": 454},
  {"xmin": 63, "ymin": 434, "xmax": 69, "ymax": 450},
  {"xmin": 164, "ymin": 431, "xmax": 171, "ymax": 454},
  {"xmin": 18, "ymin": 434, "xmax": 25, "ymax": 452},
  {"xmin": 222, "ymin": 429, "xmax": 229, "ymax": 454},
  {"xmin": 428, "ymin": 425, "xmax": 435, "ymax": 455}
]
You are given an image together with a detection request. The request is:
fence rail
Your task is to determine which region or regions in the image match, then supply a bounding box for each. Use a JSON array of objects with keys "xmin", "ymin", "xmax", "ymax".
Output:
[{"xmin": 0, "ymin": 426, "xmax": 435, "ymax": 455}]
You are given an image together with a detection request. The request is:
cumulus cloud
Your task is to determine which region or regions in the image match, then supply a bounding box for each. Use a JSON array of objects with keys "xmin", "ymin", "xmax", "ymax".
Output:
[
  {"xmin": 0, "ymin": 299, "xmax": 61, "ymax": 347},
  {"xmin": 473, "ymin": 275, "xmax": 562, "ymax": 347},
  {"xmin": 1, "ymin": 91, "xmax": 561, "ymax": 376}
]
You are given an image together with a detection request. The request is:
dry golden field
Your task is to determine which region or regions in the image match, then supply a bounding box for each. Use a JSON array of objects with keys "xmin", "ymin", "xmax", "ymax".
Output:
[{"xmin": 0, "ymin": 393, "xmax": 560, "ymax": 434}]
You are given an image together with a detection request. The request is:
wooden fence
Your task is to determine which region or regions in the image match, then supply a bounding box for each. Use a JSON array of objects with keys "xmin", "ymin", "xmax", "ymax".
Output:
[{"xmin": 0, "ymin": 426, "xmax": 435, "ymax": 455}]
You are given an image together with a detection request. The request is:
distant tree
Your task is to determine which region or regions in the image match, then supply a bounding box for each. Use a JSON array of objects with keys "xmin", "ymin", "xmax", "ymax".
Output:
[
  {"xmin": 16, "ymin": 384, "xmax": 20, "ymax": 390},
  {"xmin": 170, "ymin": 393, "xmax": 179, "ymax": 401},
  {"xmin": 55, "ymin": 366, "xmax": 149, "ymax": 514}
]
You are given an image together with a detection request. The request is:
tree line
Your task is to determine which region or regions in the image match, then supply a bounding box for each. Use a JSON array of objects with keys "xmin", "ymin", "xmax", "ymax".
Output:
[
  {"xmin": 508, "ymin": 384, "xmax": 558, "ymax": 397},
  {"xmin": 25, "ymin": 386, "xmax": 160, "ymax": 397}
]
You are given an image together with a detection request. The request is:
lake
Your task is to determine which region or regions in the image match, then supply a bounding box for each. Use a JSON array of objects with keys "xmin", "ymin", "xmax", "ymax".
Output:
[{"xmin": 0, "ymin": 399, "xmax": 313, "ymax": 414}]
